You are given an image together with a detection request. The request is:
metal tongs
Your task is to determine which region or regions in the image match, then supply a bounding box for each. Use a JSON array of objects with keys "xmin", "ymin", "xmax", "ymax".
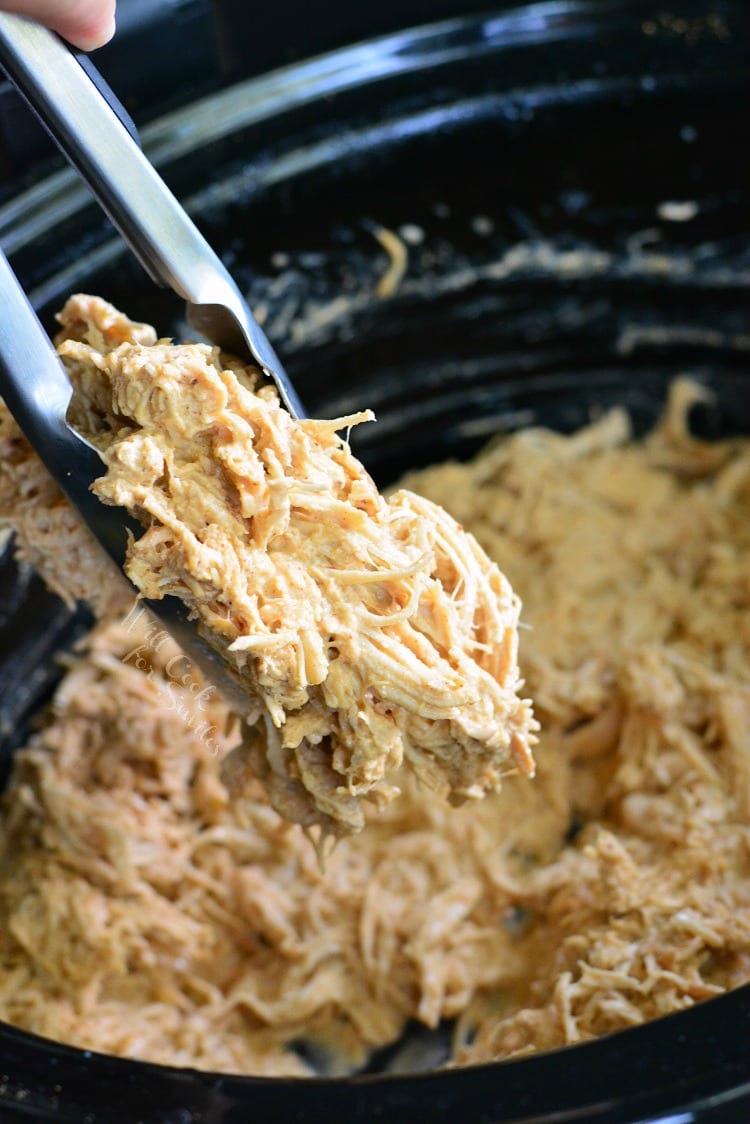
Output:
[{"xmin": 0, "ymin": 14, "xmax": 305, "ymax": 710}]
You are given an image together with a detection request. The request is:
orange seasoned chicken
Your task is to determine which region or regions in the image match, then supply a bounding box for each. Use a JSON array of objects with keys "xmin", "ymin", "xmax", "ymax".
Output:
[{"xmin": 3, "ymin": 295, "xmax": 536, "ymax": 835}]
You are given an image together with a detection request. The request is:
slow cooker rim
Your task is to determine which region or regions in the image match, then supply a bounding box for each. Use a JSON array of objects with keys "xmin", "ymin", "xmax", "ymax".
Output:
[{"xmin": 0, "ymin": 0, "xmax": 743, "ymax": 261}]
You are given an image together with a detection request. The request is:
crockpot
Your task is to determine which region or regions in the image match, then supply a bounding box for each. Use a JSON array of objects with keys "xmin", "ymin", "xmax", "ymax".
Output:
[{"xmin": 0, "ymin": 1, "xmax": 748, "ymax": 1120}]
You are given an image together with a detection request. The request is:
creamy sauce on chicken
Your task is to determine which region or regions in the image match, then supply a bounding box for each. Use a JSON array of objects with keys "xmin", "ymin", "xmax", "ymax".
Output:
[{"xmin": 53, "ymin": 295, "xmax": 535, "ymax": 836}]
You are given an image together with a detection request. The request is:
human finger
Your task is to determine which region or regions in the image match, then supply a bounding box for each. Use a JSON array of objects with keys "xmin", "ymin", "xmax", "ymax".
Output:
[{"xmin": 0, "ymin": 0, "xmax": 116, "ymax": 51}]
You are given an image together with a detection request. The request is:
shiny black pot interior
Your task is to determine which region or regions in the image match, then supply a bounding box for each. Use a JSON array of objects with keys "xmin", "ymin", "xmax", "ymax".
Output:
[{"xmin": 0, "ymin": 2, "xmax": 749, "ymax": 1120}]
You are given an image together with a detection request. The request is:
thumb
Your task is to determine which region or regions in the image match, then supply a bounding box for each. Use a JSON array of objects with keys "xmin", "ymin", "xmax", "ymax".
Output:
[{"xmin": 0, "ymin": 0, "xmax": 116, "ymax": 50}]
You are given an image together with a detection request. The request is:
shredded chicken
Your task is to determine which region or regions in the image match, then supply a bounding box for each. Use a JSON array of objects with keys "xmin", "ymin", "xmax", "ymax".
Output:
[
  {"xmin": 51, "ymin": 294, "xmax": 536, "ymax": 836},
  {"xmin": 0, "ymin": 311, "xmax": 747, "ymax": 1074},
  {"xmin": 0, "ymin": 392, "xmax": 129, "ymax": 620}
]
